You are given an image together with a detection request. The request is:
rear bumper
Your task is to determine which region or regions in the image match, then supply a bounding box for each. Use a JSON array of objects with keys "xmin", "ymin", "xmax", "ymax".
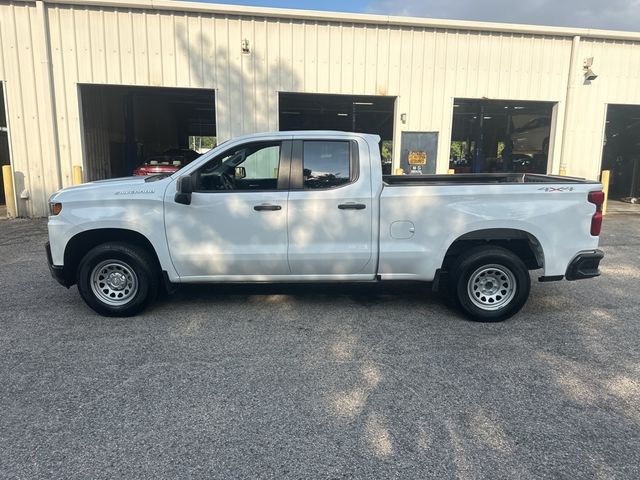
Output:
[
  {"xmin": 565, "ymin": 249, "xmax": 604, "ymax": 281},
  {"xmin": 46, "ymin": 242, "xmax": 71, "ymax": 288}
]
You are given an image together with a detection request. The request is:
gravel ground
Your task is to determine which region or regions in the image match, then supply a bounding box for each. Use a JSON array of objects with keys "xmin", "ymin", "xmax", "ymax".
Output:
[{"xmin": 0, "ymin": 215, "xmax": 639, "ymax": 479}]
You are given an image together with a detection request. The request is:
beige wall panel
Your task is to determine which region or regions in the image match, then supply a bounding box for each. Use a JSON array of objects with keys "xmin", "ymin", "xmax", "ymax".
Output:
[
  {"xmin": 201, "ymin": 16, "xmax": 217, "ymax": 88},
  {"xmin": 132, "ymin": 10, "xmax": 149, "ymax": 85},
  {"xmin": 87, "ymin": 8, "xmax": 107, "ymax": 82},
  {"xmin": 362, "ymin": 26, "xmax": 377, "ymax": 94},
  {"xmin": 265, "ymin": 19, "xmax": 280, "ymax": 130},
  {"xmin": 212, "ymin": 16, "xmax": 230, "ymax": 140},
  {"xmin": 226, "ymin": 16, "xmax": 244, "ymax": 137},
  {"xmin": 116, "ymin": 11, "xmax": 135, "ymax": 84},
  {"xmin": 0, "ymin": 3, "xmax": 48, "ymax": 216},
  {"xmin": 103, "ymin": 9, "xmax": 122, "ymax": 83},
  {"xmin": 159, "ymin": 13, "xmax": 176, "ymax": 86},
  {"xmin": 172, "ymin": 14, "xmax": 190, "ymax": 87},
  {"xmin": 239, "ymin": 17, "xmax": 256, "ymax": 132},
  {"xmin": 327, "ymin": 23, "xmax": 342, "ymax": 94},
  {"xmin": 340, "ymin": 25, "xmax": 355, "ymax": 93},
  {"xmin": 374, "ymin": 27, "xmax": 390, "ymax": 97},
  {"xmin": 352, "ymin": 24, "xmax": 366, "ymax": 94},
  {"xmin": 302, "ymin": 22, "xmax": 316, "ymax": 92},
  {"xmin": 52, "ymin": 8, "xmax": 84, "ymax": 186}
]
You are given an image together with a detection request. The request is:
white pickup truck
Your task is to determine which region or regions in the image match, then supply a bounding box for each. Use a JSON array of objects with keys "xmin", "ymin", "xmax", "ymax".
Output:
[{"xmin": 46, "ymin": 131, "xmax": 604, "ymax": 322}]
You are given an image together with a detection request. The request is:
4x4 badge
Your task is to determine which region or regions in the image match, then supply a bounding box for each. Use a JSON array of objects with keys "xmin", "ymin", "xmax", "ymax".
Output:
[{"xmin": 538, "ymin": 186, "xmax": 574, "ymax": 192}]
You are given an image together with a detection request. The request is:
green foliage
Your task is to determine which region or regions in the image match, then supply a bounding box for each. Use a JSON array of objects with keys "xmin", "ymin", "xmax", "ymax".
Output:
[
  {"xmin": 381, "ymin": 140, "xmax": 393, "ymax": 164},
  {"xmin": 450, "ymin": 141, "xmax": 467, "ymax": 158},
  {"xmin": 189, "ymin": 136, "xmax": 217, "ymax": 151}
]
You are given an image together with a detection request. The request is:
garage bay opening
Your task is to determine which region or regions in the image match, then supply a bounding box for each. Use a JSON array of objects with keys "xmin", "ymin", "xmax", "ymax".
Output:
[
  {"xmin": 79, "ymin": 85, "xmax": 216, "ymax": 181},
  {"xmin": 602, "ymin": 104, "xmax": 640, "ymax": 204},
  {"xmin": 450, "ymin": 99, "xmax": 555, "ymax": 174},
  {"xmin": 278, "ymin": 93, "xmax": 396, "ymax": 174},
  {"xmin": 0, "ymin": 83, "xmax": 11, "ymax": 215}
]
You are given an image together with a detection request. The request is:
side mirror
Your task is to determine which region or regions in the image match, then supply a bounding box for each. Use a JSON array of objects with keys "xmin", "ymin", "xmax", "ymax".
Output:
[
  {"xmin": 175, "ymin": 175, "xmax": 193, "ymax": 205},
  {"xmin": 235, "ymin": 166, "xmax": 246, "ymax": 179}
]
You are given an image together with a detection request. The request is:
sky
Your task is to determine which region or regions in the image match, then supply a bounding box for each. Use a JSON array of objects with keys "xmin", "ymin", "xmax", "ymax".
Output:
[{"xmin": 186, "ymin": 0, "xmax": 640, "ymax": 32}]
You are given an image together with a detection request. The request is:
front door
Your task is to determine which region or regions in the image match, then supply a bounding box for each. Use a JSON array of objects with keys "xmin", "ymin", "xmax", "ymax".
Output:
[
  {"xmin": 287, "ymin": 138, "xmax": 375, "ymax": 277},
  {"xmin": 164, "ymin": 140, "xmax": 291, "ymax": 278}
]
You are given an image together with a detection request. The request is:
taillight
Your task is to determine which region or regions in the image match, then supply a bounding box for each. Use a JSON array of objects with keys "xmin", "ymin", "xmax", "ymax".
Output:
[{"xmin": 588, "ymin": 190, "xmax": 604, "ymax": 236}]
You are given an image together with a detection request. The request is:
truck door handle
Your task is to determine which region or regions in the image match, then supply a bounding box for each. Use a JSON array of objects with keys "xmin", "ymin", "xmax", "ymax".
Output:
[
  {"xmin": 338, "ymin": 203, "xmax": 366, "ymax": 210},
  {"xmin": 254, "ymin": 204, "xmax": 282, "ymax": 211}
]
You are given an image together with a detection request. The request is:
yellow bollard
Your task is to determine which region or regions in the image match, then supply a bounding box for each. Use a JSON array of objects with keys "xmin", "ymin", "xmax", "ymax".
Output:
[
  {"xmin": 601, "ymin": 169, "xmax": 610, "ymax": 216},
  {"xmin": 2, "ymin": 165, "xmax": 17, "ymax": 218},
  {"xmin": 448, "ymin": 169, "xmax": 455, "ymax": 174},
  {"xmin": 394, "ymin": 168, "xmax": 404, "ymax": 175},
  {"xmin": 72, "ymin": 165, "xmax": 83, "ymax": 185}
]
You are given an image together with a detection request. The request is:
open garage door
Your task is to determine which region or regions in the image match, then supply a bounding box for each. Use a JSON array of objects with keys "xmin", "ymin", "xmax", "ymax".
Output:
[
  {"xmin": 0, "ymin": 83, "xmax": 11, "ymax": 211},
  {"xmin": 602, "ymin": 105, "xmax": 640, "ymax": 203},
  {"xmin": 279, "ymin": 93, "xmax": 396, "ymax": 174},
  {"xmin": 80, "ymin": 85, "xmax": 215, "ymax": 180}
]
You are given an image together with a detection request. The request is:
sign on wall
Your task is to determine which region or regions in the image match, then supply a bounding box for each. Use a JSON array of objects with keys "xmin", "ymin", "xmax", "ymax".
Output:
[{"xmin": 400, "ymin": 132, "xmax": 438, "ymax": 174}]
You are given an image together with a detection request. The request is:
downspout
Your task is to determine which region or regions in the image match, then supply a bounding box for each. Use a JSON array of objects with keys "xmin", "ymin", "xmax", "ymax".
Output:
[
  {"xmin": 559, "ymin": 35, "xmax": 581, "ymax": 176},
  {"xmin": 36, "ymin": 0, "xmax": 63, "ymax": 190}
]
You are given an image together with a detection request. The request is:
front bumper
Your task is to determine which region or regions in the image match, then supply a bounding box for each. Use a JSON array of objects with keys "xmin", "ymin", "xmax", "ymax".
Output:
[
  {"xmin": 565, "ymin": 249, "xmax": 604, "ymax": 281},
  {"xmin": 46, "ymin": 242, "xmax": 71, "ymax": 288}
]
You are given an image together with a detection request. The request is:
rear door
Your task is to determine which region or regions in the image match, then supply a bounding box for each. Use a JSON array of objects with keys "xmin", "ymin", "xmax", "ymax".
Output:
[{"xmin": 286, "ymin": 137, "xmax": 375, "ymax": 277}]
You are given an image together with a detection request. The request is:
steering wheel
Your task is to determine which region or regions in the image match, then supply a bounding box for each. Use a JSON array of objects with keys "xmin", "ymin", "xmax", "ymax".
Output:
[{"xmin": 220, "ymin": 172, "xmax": 234, "ymax": 190}]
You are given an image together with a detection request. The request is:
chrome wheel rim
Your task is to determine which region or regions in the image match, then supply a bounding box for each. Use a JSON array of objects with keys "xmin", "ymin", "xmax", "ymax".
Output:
[
  {"xmin": 467, "ymin": 264, "xmax": 516, "ymax": 311},
  {"xmin": 90, "ymin": 260, "xmax": 138, "ymax": 306}
]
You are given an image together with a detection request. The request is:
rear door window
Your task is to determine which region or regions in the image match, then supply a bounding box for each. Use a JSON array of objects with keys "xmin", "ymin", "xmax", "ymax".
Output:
[{"xmin": 302, "ymin": 141, "xmax": 352, "ymax": 189}]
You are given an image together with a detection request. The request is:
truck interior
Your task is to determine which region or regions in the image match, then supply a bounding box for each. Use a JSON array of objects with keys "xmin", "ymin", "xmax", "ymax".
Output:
[
  {"xmin": 278, "ymin": 92, "xmax": 395, "ymax": 173},
  {"xmin": 79, "ymin": 85, "xmax": 216, "ymax": 181},
  {"xmin": 450, "ymin": 99, "xmax": 555, "ymax": 175}
]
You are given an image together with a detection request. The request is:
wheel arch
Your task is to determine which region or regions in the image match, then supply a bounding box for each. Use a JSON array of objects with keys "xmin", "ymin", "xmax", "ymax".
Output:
[
  {"xmin": 62, "ymin": 228, "xmax": 162, "ymax": 286},
  {"xmin": 441, "ymin": 228, "xmax": 544, "ymax": 273}
]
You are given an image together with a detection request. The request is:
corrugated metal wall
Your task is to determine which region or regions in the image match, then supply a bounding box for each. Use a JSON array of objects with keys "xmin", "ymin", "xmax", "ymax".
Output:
[
  {"xmin": 1, "ymin": 0, "xmax": 640, "ymax": 216},
  {"xmin": 0, "ymin": 1, "xmax": 61, "ymax": 217}
]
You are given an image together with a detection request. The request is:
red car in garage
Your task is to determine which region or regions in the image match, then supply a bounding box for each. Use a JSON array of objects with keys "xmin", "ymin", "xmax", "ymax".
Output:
[{"xmin": 132, "ymin": 148, "xmax": 200, "ymax": 176}]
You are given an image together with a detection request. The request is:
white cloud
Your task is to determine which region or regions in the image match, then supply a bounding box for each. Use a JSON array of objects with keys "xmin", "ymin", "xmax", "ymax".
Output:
[{"xmin": 367, "ymin": 0, "xmax": 640, "ymax": 32}]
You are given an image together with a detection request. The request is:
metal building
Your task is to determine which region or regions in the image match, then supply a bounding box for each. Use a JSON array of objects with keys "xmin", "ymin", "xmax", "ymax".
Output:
[{"xmin": 1, "ymin": 0, "xmax": 640, "ymax": 217}]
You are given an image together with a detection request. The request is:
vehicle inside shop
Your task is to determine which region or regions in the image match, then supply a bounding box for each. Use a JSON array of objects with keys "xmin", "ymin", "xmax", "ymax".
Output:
[
  {"xmin": 450, "ymin": 99, "xmax": 555, "ymax": 174},
  {"xmin": 79, "ymin": 85, "xmax": 216, "ymax": 180},
  {"xmin": 279, "ymin": 92, "xmax": 396, "ymax": 174}
]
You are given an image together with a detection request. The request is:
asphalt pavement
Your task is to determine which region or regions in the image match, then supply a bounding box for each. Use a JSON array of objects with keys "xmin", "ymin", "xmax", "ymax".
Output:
[{"xmin": 1, "ymin": 215, "xmax": 639, "ymax": 479}]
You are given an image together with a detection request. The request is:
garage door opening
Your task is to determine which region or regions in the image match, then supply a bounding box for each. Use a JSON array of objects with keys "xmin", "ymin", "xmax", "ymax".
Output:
[
  {"xmin": 279, "ymin": 93, "xmax": 396, "ymax": 174},
  {"xmin": 0, "ymin": 83, "xmax": 11, "ymax": 210},
  {"xmin": 450, "ymin": 99, "xmax": 555, "ymax": 174},
  {"xmin": 79, "ymin": 85, "xmax": 216, "ymax": 180},
  {"xmin": 602, "ymin": 104, "xmax": 640, "ymax": 203}
]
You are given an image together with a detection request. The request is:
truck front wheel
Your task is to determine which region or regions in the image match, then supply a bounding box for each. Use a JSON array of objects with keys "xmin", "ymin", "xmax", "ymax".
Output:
[
  {"xmin": 77, "ymin": 242, "xmax": 158, "ymax": 317},
  {"xmin": 451, "ymin": 246, "xmax": 531, "ymax": 322}
]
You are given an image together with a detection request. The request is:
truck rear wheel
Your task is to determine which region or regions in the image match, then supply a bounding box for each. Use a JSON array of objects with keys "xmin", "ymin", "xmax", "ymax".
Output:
[
  {"xmin": 450, "ymin": 246, "xmax": 530, "ymax": 322},
  {"xmin": 77, "ymin": 242, "xmax": 158, "ymax": 317}
]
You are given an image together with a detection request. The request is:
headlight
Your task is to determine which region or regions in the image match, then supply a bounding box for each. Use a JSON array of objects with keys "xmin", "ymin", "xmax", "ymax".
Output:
[{"xmin": 49, "ymin": 202, "xmax": 62, "ymax": 215}]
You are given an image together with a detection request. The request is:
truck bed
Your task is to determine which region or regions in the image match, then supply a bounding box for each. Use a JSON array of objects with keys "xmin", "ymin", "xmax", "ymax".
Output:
[{"xmin": 383, "ymin": 173, "xmax": 598, "ymax": 186}]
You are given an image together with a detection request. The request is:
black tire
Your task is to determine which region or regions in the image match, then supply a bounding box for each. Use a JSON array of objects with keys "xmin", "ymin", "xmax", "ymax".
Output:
[
  {"xmin": 76, "ymin": 242, "xmax": 159, "ymax": 317},
  {"xmin": 450, "ymin": 246, "xmax": 530, "ymax": 322}
]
